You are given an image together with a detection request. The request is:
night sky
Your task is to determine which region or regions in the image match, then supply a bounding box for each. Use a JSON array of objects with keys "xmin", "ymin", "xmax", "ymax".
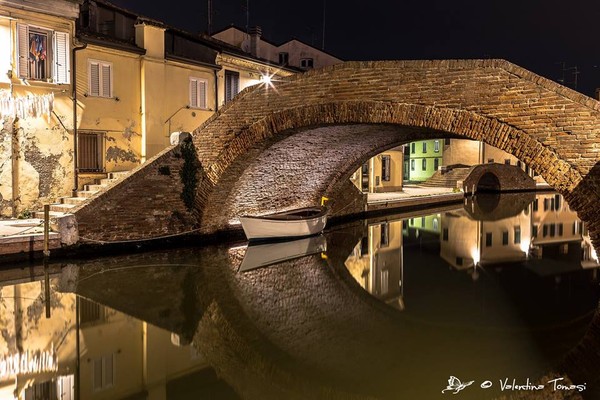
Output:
[{"xmin": 110, "ymin": 0, "xmax": 600, "ymax": 96}]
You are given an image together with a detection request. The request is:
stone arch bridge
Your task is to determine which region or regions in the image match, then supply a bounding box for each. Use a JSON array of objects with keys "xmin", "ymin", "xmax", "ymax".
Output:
[{"xmin": 72, "ymin": 59, "xmax": 600, "ymax": 244}]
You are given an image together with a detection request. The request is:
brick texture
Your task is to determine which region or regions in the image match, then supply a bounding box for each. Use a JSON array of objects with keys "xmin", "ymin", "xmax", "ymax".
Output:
[{"xmin": 74, "ymin": 60, "xmax": 600, "ymax": 245}]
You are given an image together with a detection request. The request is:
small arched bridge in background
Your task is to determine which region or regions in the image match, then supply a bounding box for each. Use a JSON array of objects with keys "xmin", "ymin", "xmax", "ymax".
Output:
[{"xmin": 72, "ymin": 59, "xmax": 600, "ymax": 245}]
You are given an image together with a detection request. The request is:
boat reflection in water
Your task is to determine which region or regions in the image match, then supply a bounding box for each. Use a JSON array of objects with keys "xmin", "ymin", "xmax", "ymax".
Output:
[
  {"xmin": 238, "ymin": 235, "xmax": 327, "ymax": 272},
  {"xmin": 0, "ymin": 192, "xmax": 598, "ymax": 399}
]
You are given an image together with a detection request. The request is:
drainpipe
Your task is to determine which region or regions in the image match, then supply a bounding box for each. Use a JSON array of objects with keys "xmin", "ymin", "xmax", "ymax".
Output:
[
  {"xmin": 72, "ymin": 43, "xmax": 87, "ymax": 196},
  {"xmin": 214, "ymin": 69, "xmax": 219, "ymax": 112}
]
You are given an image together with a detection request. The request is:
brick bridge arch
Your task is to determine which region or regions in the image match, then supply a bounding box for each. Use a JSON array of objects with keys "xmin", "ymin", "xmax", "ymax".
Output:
[{"xmin": 73, "ymin": 60, "xmax": 600, "ymax": 243}]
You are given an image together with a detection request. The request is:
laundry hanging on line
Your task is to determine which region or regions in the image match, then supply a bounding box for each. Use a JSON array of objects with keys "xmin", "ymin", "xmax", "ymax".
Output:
[{"xmin": 0, "ymin": 91, "xmax": 54, "ymax": 122}]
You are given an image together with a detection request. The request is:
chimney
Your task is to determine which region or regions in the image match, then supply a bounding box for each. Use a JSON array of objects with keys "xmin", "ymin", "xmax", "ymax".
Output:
[{"xmin": 249, "ymin": 26, "xmax": 261, "ymax": 57}]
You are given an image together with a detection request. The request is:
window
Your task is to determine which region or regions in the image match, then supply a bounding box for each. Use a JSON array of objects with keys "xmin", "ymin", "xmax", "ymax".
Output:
[
  {"xmin": 502, "ymin": 231, "xmax": 509, "ymax": 245},
  {"xmin": 381, "ymin": 155, "xmax": 391, "ymax": 181},
  {"xmin": 88, "ymin": 60, "xmax": 112, "ymax": 97},
  {"xmin": 485, "ymin": 232, "xmax": 492, "ymax": 247},
  {"xmin": 433, "ymin": 218, "xmax": 439, "ymax": 231},
  {"xmin": 487, "ymin": 158, "xmax": 494, "ymax": 163},
  {"xmin": 411, "ymin": 159, "xmax": 415, "ymax": 171},
  {"xmin": 422, "ymin": 158, "xmax": 427, "ymax": 171},
  {"xmin": 434, "ymin": 158, "xmax": 439, "ymax": 171},
  {"xmin": 532, "ymin": 199, "xmax": 538, "ymax": 212},
  {"xmin": 517, "ymin": 160, "xmax": 522, "ymax": 169},
  {"xmin": 558, "ymin": 223, "xmax": 563, "ymax": 236},
  {"xmin": 411, "ymin": 143, "xmax": 415, "ymax": 153},
  {"xmin": 380, "ymin": 269, "xmax": 389, "ymax": 295},
  {"xmin": 456, "ymin": 257, "xmax": 463, "ymax": 266},
  {"xmin": 189, "ymin": 77, "xmax": 207, "ymax": 109},
  {"xmin": 443, "ymin": 228, "xmax": 448, "ymax": 241},
  {"xmin": 279, "ymin": 52, "xmax": 289, "ymax": 65},
  {"xmin": 514, "ymin": 226, "xmax": 521, "ymax": 244},
  {"xmin": 17, "ymin": 24, "xmax": 70, "ymax": 83},
  {"xmin": 555, "ymin": 194, "xmax": 561, "ymax": 210},
  {"xmin": 380, "ymin": 223, "xmax": 389, "ymax": 247},
  {"xmin": 93, "ymin": 354, "xmax": 115, "ymax": 391},
  {"xmin": 300, "ymin": 58, "xmax": 314, "ymax": 68},
  {"xmin": 444, "ymin": 138, "xmax": 450, "ymax": 145},
  {"xmin": 422, "ymin": 142, "xmax": 427, "ymax": 153},
  {"xmin": 78, "ymin": 131, "xmax": 105, "ymax": 172},
  {"xmin": 434, "ymin": 140, "xmax": 440, "ymax": 152},
  {"xmin": 504, "ymin": 159, "xmax": 510, "ymax": 165},
  {"xmin": 224, "ymin": 70, "xmax": 240, "ymax": 103},
  {"xmin": 533, "ymin": 225, "xmax": 538, "ymax": 237}
]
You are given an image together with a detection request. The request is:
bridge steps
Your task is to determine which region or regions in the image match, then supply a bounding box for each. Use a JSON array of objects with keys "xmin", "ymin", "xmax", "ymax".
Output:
[{"xmin": 420, "ymin": 167, "xmax": 473, "ymax": 188}]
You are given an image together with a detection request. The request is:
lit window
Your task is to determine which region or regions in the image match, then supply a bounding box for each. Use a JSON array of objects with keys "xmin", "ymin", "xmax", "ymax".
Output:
[
  {"xmin": 88, "ymin": 60, "xmax": 113, "ymax": 98},
  {"xmin": 17, "ymin": 24, "xmax": 70, "ymax": 83},
  {"xmin": 434, "ymin": 140, "xmax": 440, "ymax": 152},
  {"xmin": 189, "ymin": 77, "xmax": 207, "ymax": 109},
  {"xmin": 422, "ymin": 142, "xmax": 427, "ymax": 153}
]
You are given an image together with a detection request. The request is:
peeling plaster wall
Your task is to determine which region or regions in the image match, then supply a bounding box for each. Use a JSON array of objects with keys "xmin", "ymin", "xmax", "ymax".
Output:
[{"xmin": 0, "ymin": 117, "xmax": 14, "ymax": 216}]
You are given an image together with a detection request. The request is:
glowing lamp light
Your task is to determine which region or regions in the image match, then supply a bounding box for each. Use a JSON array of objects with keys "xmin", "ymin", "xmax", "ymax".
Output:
[
  {"xmin": 520, "ymin": 238, "xmax": 531, "ymax": 254},
  {"xmin": 470, "ymin": 247, "xmax": 480, "ymax": 266},
  {"xmin": 261, "ymin": 74, "xmax": 272, "ymax": 84}
]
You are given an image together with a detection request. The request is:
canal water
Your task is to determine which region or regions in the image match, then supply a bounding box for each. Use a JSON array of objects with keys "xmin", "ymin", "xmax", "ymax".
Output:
[{"xmin": 0, "ymin": 192, "xmax": 598, "ymax": 399}]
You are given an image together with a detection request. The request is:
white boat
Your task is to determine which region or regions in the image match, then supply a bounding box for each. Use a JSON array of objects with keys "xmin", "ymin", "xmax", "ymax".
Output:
[
  {"xmin": 239, "ymin": 235, "xmax": 327, "ymax": 272},
  {"xmin": 239, "ymin": 206, "xmax": 327, "ymax": 241}
]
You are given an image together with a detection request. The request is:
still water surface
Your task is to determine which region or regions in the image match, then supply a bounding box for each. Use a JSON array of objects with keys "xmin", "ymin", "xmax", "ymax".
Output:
[{"xmin": 1, "ymin": 192, "xmax": 599, "ymax": 399}]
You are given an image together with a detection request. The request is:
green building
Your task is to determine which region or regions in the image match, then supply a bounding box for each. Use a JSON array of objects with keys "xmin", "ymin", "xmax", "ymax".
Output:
[{"xmin": 403, "ymin": 139, "xmax": 445, "ymax": 182}]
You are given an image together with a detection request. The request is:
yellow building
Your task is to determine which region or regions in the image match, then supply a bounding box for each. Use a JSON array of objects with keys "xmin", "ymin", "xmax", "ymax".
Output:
[
  {"xmin": 0, "ymin": 0, "xmax": 80, "ymax": 217},
  {"xmin": 351, "ymin": 146, "xmax": 404, "ymax": 193},
  {"xmin": 0, "ymin": 0, "xmax": 300, "ymax": 216}
]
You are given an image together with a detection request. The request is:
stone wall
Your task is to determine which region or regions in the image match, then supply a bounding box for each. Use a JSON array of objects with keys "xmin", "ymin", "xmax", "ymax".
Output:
[{"xmin": 73, "ymin": 139, "xmax": 202, "ymax": 242}]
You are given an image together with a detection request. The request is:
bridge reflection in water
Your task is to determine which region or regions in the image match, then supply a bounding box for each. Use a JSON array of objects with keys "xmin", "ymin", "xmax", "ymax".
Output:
[{"xmin": 0, "ymin": 192, "xmax": 598, "ymax": 399}]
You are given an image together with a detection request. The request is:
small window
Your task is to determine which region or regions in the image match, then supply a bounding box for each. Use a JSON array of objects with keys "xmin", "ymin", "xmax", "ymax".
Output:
[
  {"xmin": 422, "ymin": 142, "xmax": 427, "ymax": 153},
  {"xmin": 533, "ymin": 225, "xmax": 538, "ymax": 237},
  {"xmin": 381, "ymin": 155, "xmax": 391, "ymax": 181},
  {"xmin": 443, "ymin": 228, "xmax": 448, "ymax": 241},
  {"xmin": 434, "ymin": 140, "xmax": 440, "ymax": 152},
  {"xmin": 411, "ymin": 143, "xmax": 415, "ymax": 153},
  {"xmin": 456, "ymin": 257, "xmax": 463, "ymax": 266},
  {"xmin": 487, "ymin": 158, "xmax": 494, "ymax": 163},
  {"xmin": 300, "ymin": 58, "xmax": 314, "ymax": 68},
  {"xmin": 278, "ymin": 52, "xmax": 289, "ymax": 65},
  {"xmin": 88, "ymin": 60, "xmax": 113, "ymax": 98},
  {"xmin": 411, "ymin": 159, "xmax": 415, "ymax": 171},
  {"xmin": 517, "ymin": 160, "xmax": 522, "ymax": 169},
  {"xmin": 504, "ymin": 159, "xmax": 510, "ymax": 165},
  {"xmin": 485, "ymin": 232, "xmax": 492, "ymax": 247},
  {"xmin": 434, "ymin": 158, "xmax": 440, "ymax": 171},
  {"xmin": 433, "ymin": 218, "xmax": 439, "ymax": 230},
  {"xmin": 224, "ymin": 70, "xmax": 240, "ymax": 103},
  {"xmin": 543, "ymin": 224, "xmax": 548, "ymax": 237},
  {"xmin": 550, "ymin": 224, "xmax": 556, "ymax": 237},
  {"xmin": 555, "ymin": 194, "xmax": 561, "ymax": 210},
  {"xmin": 532, "ymin": 199, "xmax": 538, "ymax": 212},
  {"xmin": 502, "ymin": 231, "xmax": 509, "ymax": 245},
  {"xmin": 93, "ymin": 354, "xmax": 115, "ymax": 391},
  {"xmin": 422, "ymin": 158, "xmax": 427, "ymax": 171},
  {"xmin": 558, "ymin": 223, "xmax": 563, "ymax": 236},
  {"xmin": 380, "ymin": 223, "xmax": 389, "ymax": 247},
  {"xmin": 514, "ymin": 226, "xmax": 521, "ymax": 244},
  {"xmin": 189, "ymin": 77, "xmax": 207, "ymax": 109},
  {"xmin": 444, "ymin": 138, "xmax": 450, "ymax": 145}
]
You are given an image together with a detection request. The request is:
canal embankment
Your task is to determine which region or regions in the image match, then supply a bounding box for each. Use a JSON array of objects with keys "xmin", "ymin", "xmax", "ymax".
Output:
[{"xmin": 0, "ymin": 183, "xmax": 554, "ymax": 264}]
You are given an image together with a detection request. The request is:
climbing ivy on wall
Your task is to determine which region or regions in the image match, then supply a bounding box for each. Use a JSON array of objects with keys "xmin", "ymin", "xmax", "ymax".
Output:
[{"xmin": 179, "ymin": 139, "xmax": 199, "ymax": 211}]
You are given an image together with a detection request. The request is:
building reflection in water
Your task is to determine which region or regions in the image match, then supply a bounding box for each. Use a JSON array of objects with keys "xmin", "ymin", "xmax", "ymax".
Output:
[
  {"xmin": 0, "ymin": 279, "xmax": 218, "ymax": 400},
  {"xmin": 345, "ymin": 192, "xmax": 600, "ymax": 306}
]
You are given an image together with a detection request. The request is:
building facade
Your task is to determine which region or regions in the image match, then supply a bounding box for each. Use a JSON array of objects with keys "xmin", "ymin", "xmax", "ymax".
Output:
[
  {"xmin": 0, "ymin": 0, "xmax": 299, "ymax": 217},
  {"xmin": 403, "ymin": 139, "xmax": 444, "ymax": 182}
]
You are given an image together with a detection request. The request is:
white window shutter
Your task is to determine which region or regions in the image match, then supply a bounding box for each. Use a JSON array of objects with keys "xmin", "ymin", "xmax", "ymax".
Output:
[
  {"xmin": 101, "ymin": 64, "xmax": 111, "ymax": 97},
  {"xmin": 53, "ymin": 31, "xmax": 69, "ymax": 84},
  {"xmin": 17, "ymin": 24, "xmax": 29, "ymax": 78},
  {"xmin": 189, "ymin": 79, "xmax": 198, "ymax": 108},
  {"xmin": 89, "ymin": 62, "xmax": 100, "ymax": 96},
  {"xmin": 198, "ymin": 80, "xmax": 206, "ymax": 109}
]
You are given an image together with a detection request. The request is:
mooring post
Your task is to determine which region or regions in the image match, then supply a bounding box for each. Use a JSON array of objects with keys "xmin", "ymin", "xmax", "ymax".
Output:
[{"xmin": 43, "ymin": 204, "xmax": 51, "ymax": 318}]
